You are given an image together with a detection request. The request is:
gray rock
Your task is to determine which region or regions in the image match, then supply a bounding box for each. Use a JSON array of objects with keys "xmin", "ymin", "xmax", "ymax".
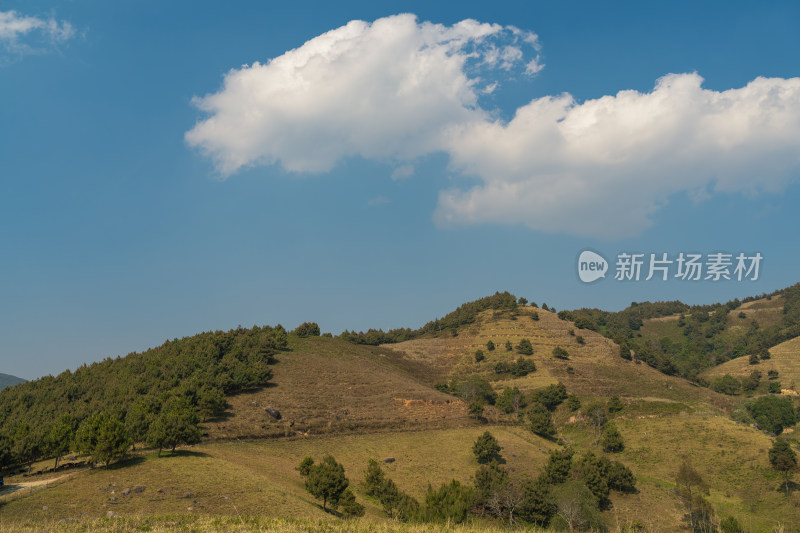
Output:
[
  {"xmin": 121, "ymin": 488, "xmax": 131, "ymax": 496},
  {"xmin": 265, "ymin": 407, "xmax": 282, "ymax": 420},
  {"xmin": 383, "ymin": 457, "xmax": 395, "ymax": 463},
  {"xmin": 133, "ymin": 486, "xmax": 146, "ymax": 493},
  {"xmin": 106, "ymin": 511, "xmax": 116, "ymax": 518}
]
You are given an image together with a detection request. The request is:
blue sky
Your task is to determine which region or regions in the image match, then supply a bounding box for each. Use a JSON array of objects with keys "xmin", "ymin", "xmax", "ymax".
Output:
[{"xmin": 2, "ymin": 1, "xmax": 799, "ymax": 380}]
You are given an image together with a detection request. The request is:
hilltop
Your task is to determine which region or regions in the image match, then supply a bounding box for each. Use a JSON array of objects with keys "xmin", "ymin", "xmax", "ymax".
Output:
[{"xmin": 0, "ymin": 373, "xmax": 24, "ymax": 390}]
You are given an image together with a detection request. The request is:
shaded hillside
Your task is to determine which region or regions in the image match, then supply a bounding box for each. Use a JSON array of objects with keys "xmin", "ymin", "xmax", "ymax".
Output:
[
  {"xmin": 0, "ymin": 325, "xmax": 287, "ymax": 446},
  {"xmin": 0, "ymin": 373, "xmax": 25, "ymax": 390},
  {"xmin": 203, "ymin": 336, "xmax": 469, "ymax": 440}
]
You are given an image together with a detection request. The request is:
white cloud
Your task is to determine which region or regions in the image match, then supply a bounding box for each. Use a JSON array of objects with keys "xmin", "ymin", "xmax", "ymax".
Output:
[
  {"xmin": 185, "ymin": 14, "xmax": 538, "ymax": 175},
  {"xmin": 390, "ymin": 164, "xmax": 415, "ymax": 181},
  {"xmin": 0, "ymin": 10, "xmax": 74, "ymax": 56},
  {"xmin": 367, "ymin": 195, "xmax": 391, "ymax": 207},
  {"xmin": 438, "ymin": 73, "xmax": 800, "ymax": 237},
  {"xmin": 186, "ymin": 14, "xmax": 800, "ymax": 239}
]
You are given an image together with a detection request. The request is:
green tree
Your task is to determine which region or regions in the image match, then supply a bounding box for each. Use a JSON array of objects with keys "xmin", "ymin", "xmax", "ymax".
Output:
[
  {"xmin": 474, "ymin": 349, "xmax": 485, "ymax": 363},
  {"xmin": 423, "ymin": 480, "xmax": 473, "ymax": 524},
  {"xmin": 720, "ymin": 516, "xmax": 744, "ymax": 533},
  {"xmin": 517, "ymin": 339, "xmax": 533, "ymax": 355},
  {"xmin": 297, "ymin": 456, "xmax": 315, "ymax": 476},
  {"xmin": 46, "ymin": 414, "xmax": 76, "ymax": 470},
  {"xmin": 473, "ymin": 431, "xmax": 502, "ymax": 464},
  {"xmin": 769, "ymin": 438, "xmax": 797, "ymax": 500},
  {"xmin": 712, "ymin": 374, "xmax": 741, "ymax": 395},
  {"xmin": 146, "ymin": 397, "xmax": 202, "ymax": 456},
  {"xmin": 528, "ymin": 403, "xmax": 556, "ymax": 439},
  {"xmin": 543, "ymin": 447, "xmax": 574, "ymax": 484},
  {"xmin": 551, "ymin": 480, "xmax": 605, "ymax": 532},
  {"xmin": 601, "ymin": 423, "xmax": 625, "ymax": 453},
  {"xmin": 505, "ymin": 340, "xmax": 513, "ymax": 351},
  {"xmin": 566, "ymin": 394, "xmax": 581, "ymax": 412},
  {"xmin": 338, "ymin": 488, "xmax": 365, "ymax": 518},
  {"xmin": 125, "ymin": 398, "xmax": 155, "ymax": 449},
  {"xmin": 75, "ymin": 412, "xmax": 131, "ymax": 467},
  {"xmin": 292, "ymin": 322, "xmax": 321, "ymax": 337},
  {"xmin": 486, "ymin": 340, "xmax": 495, "ymax": 351},
  {"xmin": 552, "ymin": 346, "xmax": 570, "ymax": 360},
  {"xmin": 496, "ymin": 387, "xmax": 527, "ymax": 414},
  {"xmin": 301, "ymin": 455, "xmax": 350, "ymax": 512},
  {"xmin": 533, "ymin": 382, "xmax": 568, "ymax": 411},
  {"xmin": 468, "ymin": 399, "xmax": 485, "ymax": 420},
  {"xmin": 747, "ymin": 395, "xmax": 797, "ymax": 435},
  {"xmin": 518, "ymin": 297, "xmax": 528, "ymax": 305},
  {"xmin": 518, "ymin": 476, "xmax": 557, "ymax": 526}
]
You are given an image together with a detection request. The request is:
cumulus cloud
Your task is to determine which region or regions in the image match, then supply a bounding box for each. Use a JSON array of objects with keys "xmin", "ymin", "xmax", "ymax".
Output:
[
  {"xmin": 0, "ymin": 10, "xmax": 74, "ymax": 56},
  {"xmin": 186, "ymin": 14, "xmax": 800, "ymax": 238},
  {"xmin": 438, "ymin": 73, "xmax": 800, "ymax": 237},
  {"xmin": 185, "ymin": 13, "xmax": 538, "ymax": 174}
]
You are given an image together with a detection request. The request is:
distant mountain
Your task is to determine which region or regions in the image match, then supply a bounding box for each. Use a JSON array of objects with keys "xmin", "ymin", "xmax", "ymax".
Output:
[{"xmin": 0, "ymin": 372, "xmax": 25, "ymax": 389}]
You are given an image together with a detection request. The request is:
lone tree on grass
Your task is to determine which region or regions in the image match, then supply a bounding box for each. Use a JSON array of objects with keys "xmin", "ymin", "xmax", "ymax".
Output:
[
  {"xmin": 769, "ymin": 437, "xmax": 797, "ymax": 500},
  {"xmin": 601, "ymin": 423, "xmax": 624, "ymax": 453},
  {"xmin": 517, "ymin": 338, "xmax": 533, "ymax": 355},
  {"xmin": 473, "ymin": 431, "xmax": 502, "ymax": 464},
  {"xmin": 528, "ymin": 403, "xmax": 556, "ymax": 439},
  {"xmin": 298, "ymin": 455, "xmax": 350, "ymax": 512}
]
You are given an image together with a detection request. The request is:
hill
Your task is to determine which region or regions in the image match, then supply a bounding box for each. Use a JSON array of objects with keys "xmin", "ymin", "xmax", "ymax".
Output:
[
  {"xmin": 0, "ymin": 290, "xmax": 798, "ymax": 532},
  {"xmin": 0, "ymin": 373, "xmax": 25, "ymax": 390}
]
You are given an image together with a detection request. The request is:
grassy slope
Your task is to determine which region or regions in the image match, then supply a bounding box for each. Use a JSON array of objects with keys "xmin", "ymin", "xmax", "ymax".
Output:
[
  {"xmin": 387, "ymin": 307, "xmax": 731, "ymax": 411},
  {"xmin": 701, "ymin": 336, "xmax": 800, "ymax": 393}
]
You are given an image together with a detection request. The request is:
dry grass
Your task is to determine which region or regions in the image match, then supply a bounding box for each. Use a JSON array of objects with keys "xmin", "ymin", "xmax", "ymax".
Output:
[{"xmin": 701, "ymin": 336, "xmax": 800, "ymax": 393}]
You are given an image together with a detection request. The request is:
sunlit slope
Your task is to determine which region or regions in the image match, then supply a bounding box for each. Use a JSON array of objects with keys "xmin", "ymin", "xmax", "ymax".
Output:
[
  {"xmin": 701, "ymin": 335, "xmax": 800, "ymax": 394},
  {"xmin": 386, "ymin": 308, "xmax": 731, "ymax": 410}
]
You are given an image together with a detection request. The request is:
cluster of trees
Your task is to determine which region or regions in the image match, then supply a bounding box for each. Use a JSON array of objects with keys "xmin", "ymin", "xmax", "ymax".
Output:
[
  {"xmin": 1, "ymin": 392, "xmax": 203, "ymax": 473},
  {"xmin": 341, "ymin": 292, "xmax": 519, "ymax": 344},
  {"xmin": 356, "ymin": 434, "xmax": 635, "ymax": 529},
  {"xmin": 0, "ymin": 324, "xmax": 287, "ymax": 471},
  {"xmin": 561, "ymin": 283, "xmax": 800, "ymax": 383},
  {"xmin": 712, "ymin": 370, "xmax": 788, "ymax": 397},
  {"xmin": 493, "ymin": 359, "xmax": 536, "ymax": 377}
]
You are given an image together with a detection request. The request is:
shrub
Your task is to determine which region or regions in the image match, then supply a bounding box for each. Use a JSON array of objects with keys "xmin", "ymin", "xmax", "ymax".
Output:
[
  {"xmin": 528, "ymin": 403, "xmax": 556, "ymax": 438},
  {"xmin": 486, "ymin": 340, "xmax": 495, "ymax": 351},
  {"xmin": 517, "ymin": 338, "xmax": 534, "ymax": 355},
  {"xmin": 474, "ymin": 350, "xmax": 485, "ymax": 363},
  {"xmin": 601, "ymin": 424, "xmax": 625, "ymax": 453},
  {"xmin": 552, "ymin": 347, "xmax": 570, "ymax": 360}
]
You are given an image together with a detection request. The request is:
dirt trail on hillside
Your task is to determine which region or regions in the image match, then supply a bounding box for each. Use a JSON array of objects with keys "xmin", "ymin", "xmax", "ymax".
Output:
[{"xmin": 0, "ymin": 473, "xmax": 72, "ymax": 501}]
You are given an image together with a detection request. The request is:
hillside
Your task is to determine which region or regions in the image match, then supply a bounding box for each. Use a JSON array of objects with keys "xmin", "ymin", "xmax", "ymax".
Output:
[
  {"xmin": 0, "ymin": 373, "xmax": 24, "ymax": 390},
  {"xmin": 0, "ymin": 290, "xmax": 798, "ymax": 532},
  {"xmin": 701, "ymin": 336, "xmax": 800, "ymax": 394}
]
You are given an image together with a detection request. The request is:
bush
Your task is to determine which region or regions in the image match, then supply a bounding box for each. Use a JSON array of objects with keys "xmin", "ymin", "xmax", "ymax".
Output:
[
  {"xmin": 552, "ymin": 347, "xmax": 570, "ymax": 360},
  {"xmin": 712, "ymin": 375, "xmax": 741, "ymax": 395},
  {"xmin": 543, "ymin": 447, "xmax": 574, "ymax": 484},
  {"xmin": 576, "ymin": 335, "xmax": 585, "ymax": 345},
  {"xmin": 528, "ymin": 402, "xmax": 556, "ymax": 438},
  {"xmin": 517, "ymin": 338, "xmax": 534, "ymax": 355},
  {"xmin": 747, "ymin": 395, "xmax": 797, "ymax": 434},
  {"xmin": 607, "ymin": 396, "xmax": 623, "ymax": 413},
  {"xmin": 505, "ymin": 340, "xmax": 513, "ymax": 351},
  {"xmin": 422, "ymin": 480, "xmax": 473, "ymax": 524},
  {"xmin": 768, "ymin": 382, "xmax": 782, "ymax": 394},
  {"xmin": 532, "ymin": 311, "xmax": 540, "ymax": 321},
  {"xmin": 533, "ymin": 382, "xmax": 568, "ymax": 411},
  {"xmin": 292, "ymin": 322, "xmax": 321, "ymax": 337},
  {"xmin": 566, "ymin": 394, "xmax": 581, "ymax": 411},
  {"xmin": 601, "ymin": 424, "xmax": 625, "ymax": 453},
  {"xmin": 749, "ymin": 353, "xmax": 759, "ymax": 365},
  {"xmin": 338, "ymin": 489, "xmax": 365, "ymax": 518},
  {"xmin": 474, "ymin": 350, "xmax": 485, "ymax": 363},
  {"xmin": 486, "ymin": 340, "xmax": 495, "ymax": 351}
]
